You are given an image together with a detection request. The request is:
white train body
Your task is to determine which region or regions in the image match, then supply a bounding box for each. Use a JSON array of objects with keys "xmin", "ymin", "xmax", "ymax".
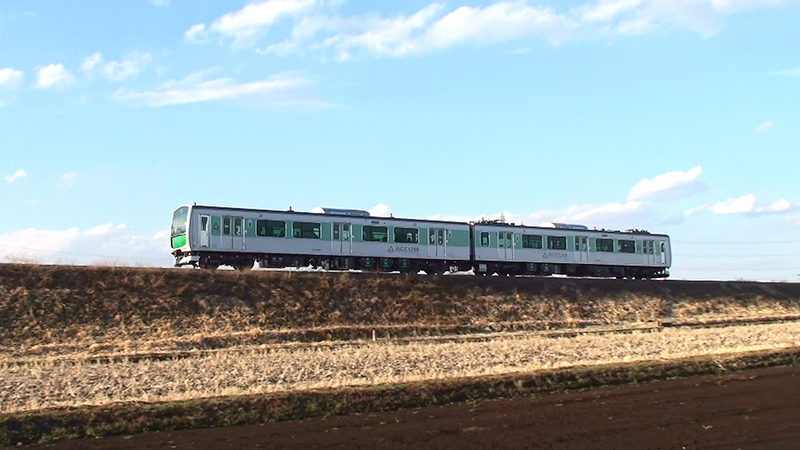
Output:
[
  {"xmin": 171, "ymin": 205, "xmax": 671, "ymax": 278},
  {"xmin": 171, "ymin": 204, "xmax": 471, "ymax": 273},
  {"xmin": 471, "ymin": 222, "xmax": 670, "ymax": 278}
]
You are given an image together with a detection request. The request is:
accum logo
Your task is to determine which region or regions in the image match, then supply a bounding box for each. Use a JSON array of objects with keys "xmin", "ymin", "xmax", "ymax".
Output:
[{"xmin": 388, "ymin": 246, "xmax": 420, "ymax": 254}]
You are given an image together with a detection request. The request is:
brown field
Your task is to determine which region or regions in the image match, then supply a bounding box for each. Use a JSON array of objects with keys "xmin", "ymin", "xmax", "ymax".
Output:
[{"xmin": 1, "ymin": 263, "xmax": 798, "ymax": 445}]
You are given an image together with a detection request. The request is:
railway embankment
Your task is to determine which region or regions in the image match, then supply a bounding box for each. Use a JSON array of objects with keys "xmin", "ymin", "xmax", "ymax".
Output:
[
  {"xmin": 1, "ymin": 263, "xmax": 799, "ymax": 445},
  {"xmin": 1, "ymin": 263, "xmax": 799, "ymax": 357}
]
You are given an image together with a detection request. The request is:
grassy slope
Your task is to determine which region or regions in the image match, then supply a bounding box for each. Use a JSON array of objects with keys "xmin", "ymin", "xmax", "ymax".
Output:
[{"xmin": 2, "ymin": 264, "xmax": 799, "ymax": 356}]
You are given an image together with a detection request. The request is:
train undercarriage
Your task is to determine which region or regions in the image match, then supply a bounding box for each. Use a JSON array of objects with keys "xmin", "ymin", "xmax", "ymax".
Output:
[{"xmin": 174, "ymin": 251, "xmax": 669, "ymax": 279}]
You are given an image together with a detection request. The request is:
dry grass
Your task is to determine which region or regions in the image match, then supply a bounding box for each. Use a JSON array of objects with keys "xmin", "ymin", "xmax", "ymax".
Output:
[
  {"xmin": 2, "ymin": 321, "xmax": 798, "ymax": 414},
  {"xmin": 2, "ymin": 264, "xmax": 799, "ymax": 358}
]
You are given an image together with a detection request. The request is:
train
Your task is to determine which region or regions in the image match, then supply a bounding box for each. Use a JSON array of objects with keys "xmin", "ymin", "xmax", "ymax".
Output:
[{"xmin": 170, "ymin": 204, "xmax": 671, "ymax": 278}]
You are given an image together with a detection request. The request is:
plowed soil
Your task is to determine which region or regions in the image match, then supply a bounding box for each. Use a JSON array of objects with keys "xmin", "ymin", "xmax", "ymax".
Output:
[{"xmin": 29, "ymin": 365, "xmax": 800, "ymax": 450}]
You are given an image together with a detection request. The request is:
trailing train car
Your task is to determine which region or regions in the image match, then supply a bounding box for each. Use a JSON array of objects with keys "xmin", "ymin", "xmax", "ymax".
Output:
[
  {"xmin": 170, "ymin": 204, "xmax": 472, "ymax": 273},
  {"xmin": 472, "ymin": 221, "xmax": 670, "ymax": 279},
  {"xmin": 170, "ymin": 204, "xmax": 671, "ymax": 278}
]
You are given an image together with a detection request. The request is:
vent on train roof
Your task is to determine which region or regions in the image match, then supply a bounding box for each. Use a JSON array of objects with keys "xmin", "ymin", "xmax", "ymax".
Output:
[
  {"xmin": 538, "ymin": 222, "xmax": 589, "ymax": 230},
  {"xmin": 313, "ymin": 207, "xmax": 371, "ymax": 217}
]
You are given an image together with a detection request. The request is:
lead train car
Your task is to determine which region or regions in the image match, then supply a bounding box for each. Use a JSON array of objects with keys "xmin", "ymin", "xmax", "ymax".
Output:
[
  {"xmin": 170, "ymin": 204, "xmax": 472, "ymax": 273},
  {"xmin": 171, "ymin": 204, "xmax": 671, "ymax": 278}
]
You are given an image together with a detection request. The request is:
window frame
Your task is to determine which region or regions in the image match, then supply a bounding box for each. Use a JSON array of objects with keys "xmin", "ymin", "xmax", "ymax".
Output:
[
  {"xmin": 522, "ymin": 234, "xmax": 543, "ymax": 249},
  {"xmin": 362, "ymin": 225, "xmax": 389, "ymax": 242},
  {"xmin": 480, "ymin": 232, "xmax": 490, "ymax": 247},
  {"xmin": 292, "ymin": 221, "xmax": 321, "ymax": 239},
  {"xmin": 394, "ymin": 227, "xmax": 419, "ymax": 244},
  {"xmin": 618, "ymin": 240, "xmax": 636, "ymax": 253},
  {"xmin": 256, "ymin": 219, "xmax": 286, "ymax": 238},
  {"xmin": 596, "ymin": 238, "xmax": 614, "ymax": 252},
  {"xmin": 546, "ymin": 236, "xmax": 567, "ymax": 250}
]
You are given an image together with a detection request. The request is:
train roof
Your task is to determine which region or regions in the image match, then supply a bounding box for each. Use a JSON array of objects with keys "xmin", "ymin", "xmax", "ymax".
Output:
[
  {"xmin": 185, "ymin": 204, "xmax": 471, "ymax": 226},
  {"xmin": 471, "ymin": 219, "xmax": 670, "ymax": 238}
]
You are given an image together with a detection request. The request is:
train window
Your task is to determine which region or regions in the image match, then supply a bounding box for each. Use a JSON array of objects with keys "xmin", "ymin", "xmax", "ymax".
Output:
[
  {"xmin": 171, "ymin": 207, "xmax": 188, "ymax": 236},
  {"xmin": 660, "ymin": 242, "xmax": 666, "ymax": 253},
  {"xmin": 257, "ymin": 220, "xmax": 286, "ymax": 237},
  {"xmin": 522, "ymin": 235, "xmax": 542, "ymax": 249},
  {"xmin": 394, "ymin": 227, "xmax": 419, "ymax": 244},
  {"xmin": 523, "ymin": 235, "xmax": 542, "ymax": 249},
  {"xmin": 363, "ymin": 225, "xmax": 388, "ymax": 242},
  {"xmin": 618, "ymin": 240, "xmax": 636, "ymax": 253},
  {"xmin": 222, "ymin": 216, "xmax": 231, "ymax": 236},
  {"xmin": 292, "ymin": 222, "xmax": 321, "ymax": 239},
  {"xmin": 596, "ymin": 238, "xmax": 614, "ymax": 252},
  {"xmin": 498, "ymin": 233, "xmax": 504, "ymax": 248},
  {"xmin": 481, "ymin": 232, "xmax": 490, "ymax": 247},
  {"xmin": 233, "ymin": 217, "xmax": 243, "ymax": 236},
  {"xmin": 547, "ymin": 236, "xmax": 567, "ymax": 250}
]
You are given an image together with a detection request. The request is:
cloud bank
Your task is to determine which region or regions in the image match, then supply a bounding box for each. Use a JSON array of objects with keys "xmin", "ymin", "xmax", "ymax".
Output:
[
  {"xmin": 187, "ymin": 0, "xmax": 797, "ymax": 59},
  {"xmin": 0, "ymin": 224, "xmax": 173, "ymax": 267},
  {"xmin": 710, "ymin": 195, "xmax": 799, "ymax": 215}
]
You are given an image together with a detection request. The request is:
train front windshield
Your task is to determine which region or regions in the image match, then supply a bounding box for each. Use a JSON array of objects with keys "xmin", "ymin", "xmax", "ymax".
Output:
[{"xmin": 171, "ymin": 207, "xmax": 189, "ymax": 248}]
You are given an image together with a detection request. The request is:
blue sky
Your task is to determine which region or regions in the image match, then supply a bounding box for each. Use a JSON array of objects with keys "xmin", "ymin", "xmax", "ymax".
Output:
[{"xmin": 1, "ymin": 0, "xmax": 799, "ymax": 280}]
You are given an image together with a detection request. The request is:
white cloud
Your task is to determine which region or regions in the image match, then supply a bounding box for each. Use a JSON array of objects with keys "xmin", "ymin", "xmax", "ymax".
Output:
[
  {"xmin": 188, "ymin": 0, "xmax": 317, "ymax": 48},
  {"xmin": 4, "ymin": 169, "xmax": 26, "ymax": 183},
  {"xmin": 201, "ymin": 0, "xmax": 796, "ymax": 58},
  {"xmin": 577, "ymin": 0, "xmax": 643, "ymax": 23},
  {"xmin": 0, "ymin": 68, "xmax": 24, "ymax": 106},
  {"xmin": 111, "ymin": 69, "xmax": 321, "ymax": 107},
  {"xmin": 710, "ymin": 194, "xmax": 799, "ymax": 215},
  {"xmin": 755, "ymin": 120, "xmax": 773, "ymax": 133},
  {"xmin": 55, "ymin": 172, "xmax": 78, "ymax": 188},
  {"xmin": 628, "ymin": 166, "xmax": 706, "ymax": 201},
  {"xmin": 0, "ymin": 224, "xmax": 173, "ymax": 267},
  {"xmin": 81, "ymin": 52, "xmax": 152, "ymax": 81},
  {"xmin": 33, "ymin": 64, "xmax": 75, "ymax": 90},
  {"xmin": 769, "ymin": 67, "xmax": 800, "ymax": 77},
  {"xmin": 711, "ymin": 194, "xmax": 755, "ymax": 214},
  {"xmin": 0, "ymin": 68, "xmax": 24, "ymax": 89},
  {"xmin": 369, "ymin": 204, "xmax": 391, "ymax": 217},
  {"xmin": 683, "ymin": 203, "xmax": 709, "ymax": 217},
  {"xmin": 185, "ymin": 24, "xmax": 208, "ymax": 43}
]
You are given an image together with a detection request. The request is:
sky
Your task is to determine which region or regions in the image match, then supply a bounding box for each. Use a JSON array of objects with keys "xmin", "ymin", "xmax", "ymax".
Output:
[{"xmin": 1, "ymin": 0, "xmax": 799, "ymax": 281}]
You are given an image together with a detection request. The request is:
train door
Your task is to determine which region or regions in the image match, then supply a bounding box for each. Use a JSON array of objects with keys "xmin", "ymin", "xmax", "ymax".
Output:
[
  {"xmin": 232, "ymin": 216, "xmax": 244, "ymax": 251},
  {"xmin": 497, "ymin": 232, "xmax": 514, "ymax": 259},
  {"xmin": 576, "ymin": 236, "xmax": 589, "ymax": 262},
  {"xmin": 199, "ymin": 215, "xmax": 210, "ymax": 248},
  {"xmin": 659, "ymin": 240, "xmax": 667, "ymax": 265},
  {"xmin": 222, "ymin": 216, "xmax": 233, "ymax": 250},
  {"xmin": 332, "ymin": 223, "xmax": 352, "ymax": 254},
  {"xmin": 644, "ymin": 240, "xmax": 654, "ymax": 265},
  {"xmin": 429, "ymin": 228, "xmax": 446, "ymax": 257}
]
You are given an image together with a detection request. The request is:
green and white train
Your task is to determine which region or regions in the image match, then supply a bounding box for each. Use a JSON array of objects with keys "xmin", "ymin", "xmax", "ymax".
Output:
[{"xmin": 170, "ymin": 204, "xmax": 671, "ymax": 278}]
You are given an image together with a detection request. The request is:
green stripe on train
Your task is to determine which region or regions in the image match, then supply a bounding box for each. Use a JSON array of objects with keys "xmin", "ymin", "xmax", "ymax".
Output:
[{"xmin": 171, "ymin": 234, "xmax": 186, "ymax": 249}]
